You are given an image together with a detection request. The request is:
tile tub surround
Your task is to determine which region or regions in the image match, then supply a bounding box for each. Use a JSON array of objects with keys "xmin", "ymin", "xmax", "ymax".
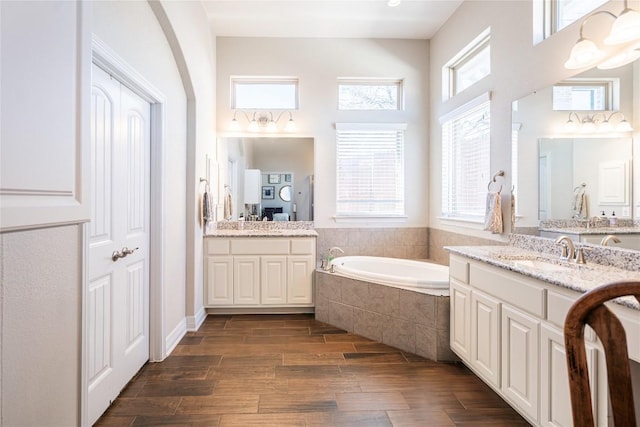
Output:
[
  {"xmin": 428, "ymin": 228, "xmax": 504, "ymax": 265},
  {"xmin": 315, "ymin": 227, "xmax": 428, "ymax": 264},
  {"xmin": 314, "ymin": 270, "xmax": 456, "ymax": 362}
]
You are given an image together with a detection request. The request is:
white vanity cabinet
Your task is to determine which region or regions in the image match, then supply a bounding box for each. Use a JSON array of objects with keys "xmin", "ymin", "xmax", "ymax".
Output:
[
  {"xmin": 204, "ymin": 236, "xmax": 316, "ymax": 309},
  {"xmin": 449, "ymin": 254, "xmax": 612, "ymax": 427}
]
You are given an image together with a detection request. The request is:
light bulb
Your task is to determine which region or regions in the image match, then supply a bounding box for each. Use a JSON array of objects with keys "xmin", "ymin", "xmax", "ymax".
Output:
[
  {"xmin": 247, "ymin": 120, "xmax": 259, "ymax": 132},
  {"xmin": 284, "ymin": 117, "xmax": 297, "ymax": 132},
  {"xmin": 604, "ymin": 8, "xmax": 640, "ymax": 45},
  {"xmin": 616, "ymin": 119, "xmax": 633, "ymax": 132},
  {"xmin": 564, "ymin": 38, "xmax": 606, "ymax": 69},
  {"xmin": 229, "ymin": 117, "xmax": 241, "ymax": 132}
]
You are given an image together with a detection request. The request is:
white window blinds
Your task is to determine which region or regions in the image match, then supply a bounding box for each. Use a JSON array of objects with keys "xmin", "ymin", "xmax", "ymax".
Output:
[
  {"xmin": 336, "ymin": 124, "xmax": 406, "ymax": 217},
  {"xmin": 441, "ymin": 96, "xmax": 490, "ymax": 219}
]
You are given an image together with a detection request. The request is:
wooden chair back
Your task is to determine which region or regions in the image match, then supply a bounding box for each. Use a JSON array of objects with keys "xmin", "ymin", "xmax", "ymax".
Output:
[{"xmin": 564, "ymin": 281, "xmax": 640, "ymax": 427}]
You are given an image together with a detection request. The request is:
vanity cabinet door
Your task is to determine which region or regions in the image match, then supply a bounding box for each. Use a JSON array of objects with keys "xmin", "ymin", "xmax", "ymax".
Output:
[
  {"xmin": 261, "ymin": 256, "xmax": 287, "ymax": 305},
  {"xmin": 540, "ymin": 324, "xmax": 605, "ymax": 427},
  {"xmin": 287, "ymin": 255, "xmax": 314, "ymax": 304},
  {"xmin": 234, "ymin": 256, "xmax": 260, "ymax": 305},
  {"xmin": 501, "ymin": 305, "xmax": 540, "ymax": 423},
  {"xmin": 450, "ymin": 280, "xmax": 472, "ymax": 362},
  {"xmin": 471, "ymin": 291, "xmax": 501, "ymax": 388},
  {"xmin": 205, "ymin": 256, "xmax": 233, "ymax": 306}
]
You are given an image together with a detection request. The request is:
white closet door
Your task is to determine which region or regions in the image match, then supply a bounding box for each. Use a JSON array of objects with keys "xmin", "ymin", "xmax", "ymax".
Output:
[{"xmin": 88, "ymin": 64, "xmax": 150, "ymax": 425}]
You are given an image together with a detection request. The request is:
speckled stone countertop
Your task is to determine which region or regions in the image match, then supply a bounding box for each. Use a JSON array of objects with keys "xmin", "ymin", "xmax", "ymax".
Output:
[
  {"xmin": 445, "ymin": 243, "xmax": 640, "ymax": 311},
  {"xmin": 204, "ymin": 220, "xmax": 317, "ymax": 237},
  {"xmin": 205, "ymin": 228, "xmax": 318, "ymax": 237},
  {"xmin": 539, "ymin": 218, "xmax": 640, "ymax": 235},
  {"xmin": 538, "ymin": 225, "xmax": 640, "ymax": 235}
]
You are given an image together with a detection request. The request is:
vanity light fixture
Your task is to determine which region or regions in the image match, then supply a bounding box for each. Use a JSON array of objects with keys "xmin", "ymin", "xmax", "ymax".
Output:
[
  {"xmin": 228, "ymin": 110, "xmax": 297, "ymax": 133},
  {"xmin": 565, "ymin": 1, "xmax": 640, "ymax": 70},
  {"xmin": 563, "ymin": 111, "xmax": 633, "ymax": 133}
]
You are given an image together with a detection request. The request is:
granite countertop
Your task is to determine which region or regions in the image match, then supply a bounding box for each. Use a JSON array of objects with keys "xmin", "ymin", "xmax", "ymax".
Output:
[
  {"xmin": 205, "ymin": 228, "xmax": 318, "ymax": 237},
  {"xmin": 539, "ymin": 225, "xmax": 640, "ymax": 235},
  {"xmin": 446, "ymin": 245, "xmax": 640, "ymax": 311}
]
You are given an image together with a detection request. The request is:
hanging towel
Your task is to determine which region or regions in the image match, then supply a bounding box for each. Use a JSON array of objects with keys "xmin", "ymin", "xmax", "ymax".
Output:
[
  {"xmin": 571, "ymin": 185, "xmax": 587, "ymax": 219},
  {"xmin": 484, "ymin": 191, "xmax": 503, "ymax": 234},
  {"xmin": 202, "ymin": 190, "xmax": 214, "ymax": 225},
  {"xmin": 510, "ymin": 187, "xmax": 516, "ymax": 232},
  {"xmin": 223, "ymin": 192, "xmax": 233, "ymax": 220}
]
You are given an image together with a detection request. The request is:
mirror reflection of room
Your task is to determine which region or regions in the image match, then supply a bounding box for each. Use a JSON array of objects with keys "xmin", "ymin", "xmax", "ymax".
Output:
[
  {"xmin": 222, "ymin": 137, "xmax": 314, "ymax": 221},
  {"xmin": 512, "ymin": 59, "xmax": 638, "ymax": 231}
]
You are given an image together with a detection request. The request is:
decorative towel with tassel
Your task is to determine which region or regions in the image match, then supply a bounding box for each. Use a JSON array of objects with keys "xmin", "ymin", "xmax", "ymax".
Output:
[{"xmin": 484, "ymin": 190, "xmax": 503, "ymax": 234}]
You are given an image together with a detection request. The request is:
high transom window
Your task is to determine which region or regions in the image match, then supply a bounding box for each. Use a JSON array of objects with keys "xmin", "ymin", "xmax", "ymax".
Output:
[
  {"xmin": 337, "ymin": 79, "xmax": 403, "ymax": 110},
  {"xmin": 231, "ymin": 77, "xmax": 298, "ymax": 110},
  {"xmin": 443, "ymin": 29, "xmax": 491, "ymax": 99}
]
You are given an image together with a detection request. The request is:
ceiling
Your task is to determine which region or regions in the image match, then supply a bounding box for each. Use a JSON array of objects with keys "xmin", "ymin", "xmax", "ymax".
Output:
[{"xmin": 202, "ymin": 0, "xmax": 463, "ymax": 39}]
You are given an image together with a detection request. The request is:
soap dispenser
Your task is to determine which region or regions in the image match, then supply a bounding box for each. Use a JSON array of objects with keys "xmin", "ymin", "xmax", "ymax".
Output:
[{"xmin": 609, "ymin": 211, "xmax": 617, "ymax": 227}]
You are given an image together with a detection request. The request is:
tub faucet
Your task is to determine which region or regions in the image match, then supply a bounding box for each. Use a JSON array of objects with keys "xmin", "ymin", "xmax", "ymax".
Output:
[
  {"xmin": 326, "ymin": 246, "xmax": 344, "ymax": 267},
  {"xmin": 555, "ymin": 235, "xmax": 575, "ymax": 261},
  {"xmin": 600, "ymin": 235, "xmax": 621, "ymax": 246}
]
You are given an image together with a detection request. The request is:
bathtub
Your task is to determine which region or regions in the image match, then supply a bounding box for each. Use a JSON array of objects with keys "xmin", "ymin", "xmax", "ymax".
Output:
[
  {"xmin": 329, "ymin": 256, "xmax": 449, "ymax": 296},
  {"xmin": 315, "ymin": 256, "xmax": 455, "ymax": 361}
]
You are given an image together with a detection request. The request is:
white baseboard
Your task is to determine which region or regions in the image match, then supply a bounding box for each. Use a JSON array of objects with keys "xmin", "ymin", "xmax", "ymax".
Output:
[
  {"xmin": 165, "ymin": 318, "xmax": 187, "ymax": 356},
  {"xmin": 186, "ymin": 306, "xmax": 206, "ymax": 331}
]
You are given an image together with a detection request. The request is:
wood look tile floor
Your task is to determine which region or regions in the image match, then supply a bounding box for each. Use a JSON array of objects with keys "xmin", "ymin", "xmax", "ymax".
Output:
[{"xmin": 96, "ymin": 314, "xmax": 531, "ymax": 426}]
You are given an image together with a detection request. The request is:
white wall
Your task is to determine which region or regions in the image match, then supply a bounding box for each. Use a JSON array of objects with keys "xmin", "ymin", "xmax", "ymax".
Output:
[
  {"xmin": 152, "ymin": 0, "xmax": 217, "ymax": 330},
  {"xmin": 1, "ymin": 225, "xmax": 82, "ymax": 425},
  {"xmin": 216, "ymin": 37, "xmax": 430, "ymax": 228},
  {"xmin": 428, "ymin": 0, "xmax": 636, "ymax": 240}
]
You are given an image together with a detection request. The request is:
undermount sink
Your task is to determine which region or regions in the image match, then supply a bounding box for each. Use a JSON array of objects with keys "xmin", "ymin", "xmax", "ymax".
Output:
[
  {"xmin": 491, "ymin": 253, "xmax": 579, "ymax": 273},
  {"xmin": 510, "ymin": 259, "xmax": 574, "ymax": 272}
]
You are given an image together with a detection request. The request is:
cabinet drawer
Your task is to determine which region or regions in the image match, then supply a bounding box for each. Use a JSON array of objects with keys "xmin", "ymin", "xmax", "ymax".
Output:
[
  {"xmin": 450, "ymin": 255, "xmax": 469, "ymax": 284},
  {"xmin": 547, "ymin": 289, "xmax": 597, "ymax": 342},
  {"xmin": 231, "ymin": 238, "xmax": 289, "ymax": 255},
  {"xmin": 547, "ymin": 289, "xmax": 576, "ymax": 329},
  {"xmin": 206, "ymin": 238, "xmax": 230, "ymax": 255},
  {"xmin": 470, "ymin": 262, "xmax": 545, "ymax": 318},
  {"xmin": 290, "ymin": 238, "xmax": 315, "ymax": 255}
]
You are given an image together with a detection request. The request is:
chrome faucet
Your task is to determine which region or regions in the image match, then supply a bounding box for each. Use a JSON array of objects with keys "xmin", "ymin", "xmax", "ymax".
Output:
[
  {"xmin": 555, "ymin": 235, "xmax": 575, "ymax": 261},
  {"xmin": 600, "ymin": 235, "xmax": 621, "ymax": 246},
  {"xmin": 324, "ymin": 247, "xmax": 344, "ymax": 271}
]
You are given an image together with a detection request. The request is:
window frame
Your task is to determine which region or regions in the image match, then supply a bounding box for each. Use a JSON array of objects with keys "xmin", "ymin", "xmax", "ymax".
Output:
[
  {"xmin": 535, "ymin": 0, "xmax": 608, "ymax": 44},
  {"xmin": 334, "ymin": 122, "xmax": 407, "ymax": 221},
  {"xmin": 552, "ymin": 79, "xmax": 616, "ymax": 111},
  {"xmin": 440, "ymin": 92, "xmax": 492, "ymax": 223},
  {"xmin": 230, "ymin": 77, "xmax": 299, "ymax": 110},
  {"xmin": 443, "ymin": 28, "xmax": 491, "ymax": 100},
  {"xmin": 337, "ymin": 78, "xmax": 404, "ymax": 111}
]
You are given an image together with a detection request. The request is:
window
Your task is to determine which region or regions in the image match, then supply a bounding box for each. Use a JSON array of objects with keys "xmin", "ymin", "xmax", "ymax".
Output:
[
  {"xmin": 338, "ymin": 79, "xmax": 403, "ymax": 110},
  {"xmin": 554, "ymin": 0, "xmax": 608, "ymax": 33},
  {"xmin": 231, "ymin": 77, "xmax": 298, "ymax": 110},
  {"xmin": 441, "ymin": 94, "xmax": 491, "ymax": 220},
  {"xmin": 443, "ymin": 29, "xmax": 490, "ymax": 99},
  {"xmin": 552, "ymin": 80, "xmax": 613, "ymax": 111},
  {"xmin": 535, "ymin": 0, "xmax": 607, "ymax": 43},
  {"xmin": 335, "ymin": 123, "xmax": 406, "ymax": 217}
]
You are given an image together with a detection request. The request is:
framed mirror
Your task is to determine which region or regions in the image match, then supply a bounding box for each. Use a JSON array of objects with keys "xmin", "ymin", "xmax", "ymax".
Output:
[
  {"xmin": 512, "ymin": 59, "xmax": 637, "ymax": 231},
  {"xmin": 222, "ymin": 137, "xmax": 314, "ymax": 221}
]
